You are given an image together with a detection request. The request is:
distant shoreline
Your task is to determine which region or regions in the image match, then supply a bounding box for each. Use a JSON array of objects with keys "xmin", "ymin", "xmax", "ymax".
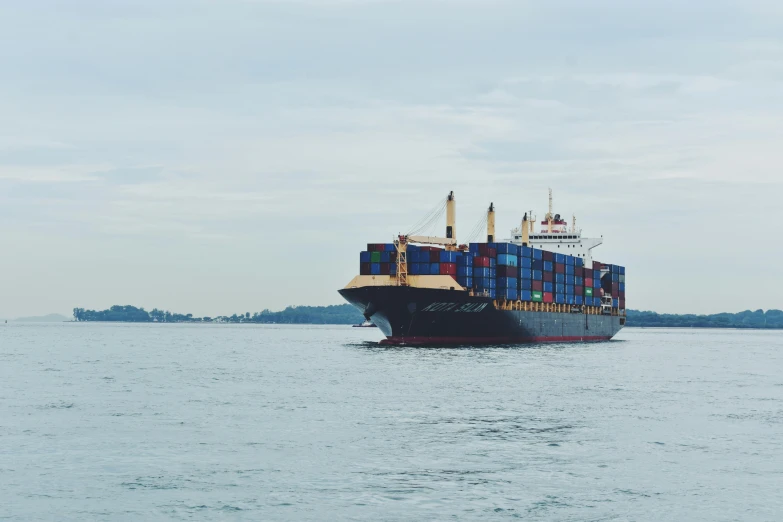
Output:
[{"xmin": 58, "ymin": 305, "xmax": 783, "ymax": 329}]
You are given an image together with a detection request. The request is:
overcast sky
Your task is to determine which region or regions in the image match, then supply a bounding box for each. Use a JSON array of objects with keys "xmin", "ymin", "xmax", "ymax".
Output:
[{"xmin": 1, "ymin": 0, "xmax": 782, "ymax": 318}]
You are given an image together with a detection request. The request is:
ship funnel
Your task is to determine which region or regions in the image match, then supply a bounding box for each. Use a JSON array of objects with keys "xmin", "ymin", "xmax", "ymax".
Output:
[
  {"xmin": 446, "ymin": 191, "xmax": 456, "ymax": 242},
  {"xmin": 487, "ymin": 202, "xmax": 495, "ymax": 242}
]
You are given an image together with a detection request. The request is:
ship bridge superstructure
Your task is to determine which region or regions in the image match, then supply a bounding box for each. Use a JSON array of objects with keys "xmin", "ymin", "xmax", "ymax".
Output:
[{"xmin": 508, "ymin": 189, "xmax": 603, "ymax": 268}]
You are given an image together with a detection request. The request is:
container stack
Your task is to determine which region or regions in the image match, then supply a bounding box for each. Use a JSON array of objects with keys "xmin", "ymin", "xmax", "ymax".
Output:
[{"xmin": 358, "ymin": 241, "xmax": 625, "ymax": 310}]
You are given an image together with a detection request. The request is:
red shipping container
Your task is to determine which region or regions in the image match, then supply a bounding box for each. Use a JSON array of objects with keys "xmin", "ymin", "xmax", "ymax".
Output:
[
  {"xmin": 360, "ymin": 262, "xmax": 371, "ymax": 275},
  {"xmin": 543, "ymin": 271, "xmax": 553, "ymax": 282},
  {"xmin": 585, "ymin": 277, "xmax": 593, "ymax": 287},
  {"xmin": 439, "ymin": 263, "xmax": 456, "ymax": 275},
  {"xmin": 555, "ymin": 264, "xmax": 566, "ymax": 274},
  {"xmin": 543, "ymin": 292, "xmax": 554, "ymax": 303},
  {"xmin": 543, "ymin": 250, "xmax": 554, "ymax": 261},
  {"xmin": 532, "ymin": 280, "xmax": 543, "ymax": 292},
  {"xmin": 475, "ymin": 256, "xmax": 490, "ymax": 268},
  {"xmin": 497, "ymin": 266, "xmax": 518, "ymax": 278}
]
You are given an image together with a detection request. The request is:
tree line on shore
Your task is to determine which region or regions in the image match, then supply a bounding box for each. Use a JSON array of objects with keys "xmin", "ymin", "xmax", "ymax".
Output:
[
  {"xmin": 71, "ymin": 304, "xmax": 365, "ymax": 324},
  {"xmin": 71, "ymin": 305, "xmax": 783, "ymax": 329}
]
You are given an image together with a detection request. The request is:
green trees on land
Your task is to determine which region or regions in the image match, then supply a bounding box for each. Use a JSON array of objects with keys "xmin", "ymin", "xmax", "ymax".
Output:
[
  {"xmin": 626, "ymin": 309, "xmax": 783, "ymax": 329},
  {"xmin": 70, "ymin": 305, "xmax": 783, "ymax": 328},
  {"xmin": 72, "ymin": 304, "xmax": 365, "ymax": 324}
]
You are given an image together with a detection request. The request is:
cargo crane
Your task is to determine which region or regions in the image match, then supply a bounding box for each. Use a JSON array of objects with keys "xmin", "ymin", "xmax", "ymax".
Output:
[{"xmin": 394, "ymin": 191, "xmax": 497, "ymax": 288}]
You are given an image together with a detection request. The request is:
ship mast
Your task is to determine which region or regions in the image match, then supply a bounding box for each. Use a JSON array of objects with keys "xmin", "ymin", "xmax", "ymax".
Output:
[
  {"xmin": 545, "ymin": 188, "xmax": 554, "ymax": 233},
  {"xmin": 487, "ymin": 203, "xmax": 495, "ymax": 242}
]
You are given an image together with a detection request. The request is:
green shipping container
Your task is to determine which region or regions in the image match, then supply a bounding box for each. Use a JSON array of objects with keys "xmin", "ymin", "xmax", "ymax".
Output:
[
  {"xmin": 370, "ymin": 251, "xmax": 381, "ymax": 263},
  {"xmin": 532, "ymin": 291, "xmax": 543, "ymax": 302},
  {"xmin": 585, "ymin": 287, "xmax": 593, "ymax": 297}
]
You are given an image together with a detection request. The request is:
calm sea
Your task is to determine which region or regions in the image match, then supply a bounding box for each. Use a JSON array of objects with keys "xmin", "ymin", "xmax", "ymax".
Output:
[{"xmin": 1, "ymin": 323, "xmax": 781, "ymax": 521}]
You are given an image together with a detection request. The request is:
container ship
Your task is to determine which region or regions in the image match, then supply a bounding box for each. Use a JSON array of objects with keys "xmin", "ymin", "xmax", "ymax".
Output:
[{"xmin": 339, "ymin": 191, "xmax": 626, "ymax": 345}]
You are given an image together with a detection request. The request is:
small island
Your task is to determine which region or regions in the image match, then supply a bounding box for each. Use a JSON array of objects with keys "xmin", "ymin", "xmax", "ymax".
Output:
[{"xmin": 68, "ymin": 305, "xmax": 783, "ymax": 329}]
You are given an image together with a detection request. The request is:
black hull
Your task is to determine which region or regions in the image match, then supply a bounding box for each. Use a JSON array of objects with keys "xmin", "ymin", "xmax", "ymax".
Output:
[{"xmin": 339, "ymin": 286, "xmax": 623, "ymax": 345}]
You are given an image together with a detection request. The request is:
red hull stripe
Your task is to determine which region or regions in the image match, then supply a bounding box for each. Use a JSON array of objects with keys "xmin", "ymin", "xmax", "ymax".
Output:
[{"xmin": 380, "ymin": 335, "xmax": 611, "ymax": 346}]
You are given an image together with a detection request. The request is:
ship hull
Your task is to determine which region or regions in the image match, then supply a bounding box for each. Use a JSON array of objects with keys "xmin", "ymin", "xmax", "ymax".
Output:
[{"xmin": 339, "ymin": 286, "xmax": 624, "ymax": 346}]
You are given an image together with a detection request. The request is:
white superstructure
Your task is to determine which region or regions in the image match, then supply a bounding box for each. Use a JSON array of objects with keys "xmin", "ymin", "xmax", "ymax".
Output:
[{"xmin": 507, "ymin": 189, "xmax": 603, "ymax": 268}]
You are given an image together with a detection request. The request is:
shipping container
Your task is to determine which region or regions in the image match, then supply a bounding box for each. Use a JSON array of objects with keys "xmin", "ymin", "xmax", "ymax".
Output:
[{"xmin": 497, "ymin": 254, "xmax": 518, "ymax": 267}]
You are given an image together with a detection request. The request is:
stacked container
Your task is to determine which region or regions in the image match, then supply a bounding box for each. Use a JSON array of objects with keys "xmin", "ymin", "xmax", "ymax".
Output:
[{"xmin": 359, "ymin": 241, "xmax": 625, "ymax": 310}]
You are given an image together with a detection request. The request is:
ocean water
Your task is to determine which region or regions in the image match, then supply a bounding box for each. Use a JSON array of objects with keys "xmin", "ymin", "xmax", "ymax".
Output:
[{"xmin": 1, "ymin": 323, "xmax": 782, "ymax": 521}]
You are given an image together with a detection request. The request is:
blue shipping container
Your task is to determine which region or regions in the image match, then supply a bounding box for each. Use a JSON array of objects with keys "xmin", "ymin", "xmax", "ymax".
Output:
[
  {"xmin": 497, "ymin": 254, "xmax": 518, "ymax": 267},
  {"xmin": 439, "ymin": 250, "xmax": 457, "ymax": 263},
  {"xmin": 499, "ymin": 288, "xmax": 518, "ymax": 300},
  {"xmin": 473, "ymin": 267, "xmax": 490, "ymax": 278}
]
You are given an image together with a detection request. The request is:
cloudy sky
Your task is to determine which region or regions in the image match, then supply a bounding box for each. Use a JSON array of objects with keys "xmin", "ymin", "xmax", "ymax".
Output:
[{"xmin": 1, "ymin": 0, "xmax": 782, "ymax": 318}]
